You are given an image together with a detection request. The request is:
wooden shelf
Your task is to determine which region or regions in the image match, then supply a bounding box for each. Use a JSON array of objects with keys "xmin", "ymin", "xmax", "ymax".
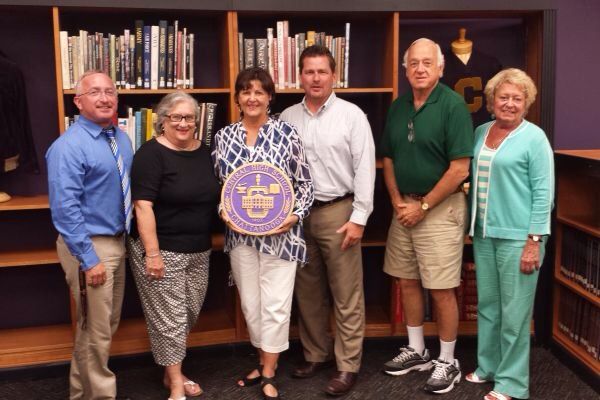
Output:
[
  {"xmin": 0, "ymin": 247, "xmax": 59, "ymax": 268},
  {"xmin": 64, "ymin": 88, "xmax": 231, "ymax": 95},
  {"xmin": 365, "ymin": 305, "xmax": 393, "ymax": 337},
  {"xmin": 553, "ymin": 329, "xmax": 600, "ymax": 375},
  {"xmin": 0, "ymin": 323, "xmax": 73, "ymax": 368},
  {"xmin": 555, "ymin": 274, "xmax": 600, "ymax": 308},
  {"xmin": 556, "ymin": 216, "xmax": 600, "ymax": 238},
  {"xmin": 0, "ymin": 194, "xmax": 49, "ymax": 211},
  {"xmin": 555, "ymin": 149, "xmax": 600, "ymax": 161},
  {"xmin": 276, "ymin": 87, "xmax": 394, "ymax": 94}
]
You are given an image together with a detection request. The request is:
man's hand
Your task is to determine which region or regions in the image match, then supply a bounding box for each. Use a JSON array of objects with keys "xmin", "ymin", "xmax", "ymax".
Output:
[
  {"xmin": 336, "ymin": 221, "xmax": 365, "ymax": 251},
  {"xmin": 397, "ymin": 202, "xmax": 426, "ymax": 228},
  {"xmin": 272, "ymin": 214, "xmax": 300, "ymax": 235},
  {"xmin": 85, "ymin": 262, "xmax": 106, "ymax": 287},
  {"xmin": 520, "ymin": 240, "xmax": 541, "ymax": 274}
]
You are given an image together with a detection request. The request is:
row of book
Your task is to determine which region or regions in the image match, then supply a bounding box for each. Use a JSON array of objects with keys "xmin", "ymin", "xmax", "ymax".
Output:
[
  {"xmin": 393, "ymin": 262, "xmax": 478, "ymax": 323},
  {"xmin": 560, "ymin": 226, "xmax": 599, "ymax": 296},
  {"xmin": 59, "ymin": 20, "xmax": 196, "ymax": 90},
  {"xmin": 65, "ymin": 103, "xmax": 216, "ymax": 151},
  {"xmin": 238, "ymin": 21, "xmax": 350, "ymax": 90},
  {"xmin": 558, "ymin": 289, "xmax": 599, "ymax": 361}
]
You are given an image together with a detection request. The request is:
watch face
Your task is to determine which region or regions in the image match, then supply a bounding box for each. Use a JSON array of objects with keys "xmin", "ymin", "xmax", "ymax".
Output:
[{"xmin": 421, "ymin": 202, "xmax": 429, "ymax": 211}]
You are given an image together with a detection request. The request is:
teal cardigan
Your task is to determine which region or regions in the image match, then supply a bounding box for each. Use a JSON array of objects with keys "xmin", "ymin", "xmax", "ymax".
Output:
[{"xmin": 468, "ymin": 119, "xmax": 554, "ymax": 240}]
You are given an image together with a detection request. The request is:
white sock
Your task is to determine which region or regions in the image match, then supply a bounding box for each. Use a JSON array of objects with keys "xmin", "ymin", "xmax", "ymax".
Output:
[
  {"xmin": 407, "ymin": 325, "xmax": 425, "ymax": 354},
  {"xmin": 439, "ymin": 339, "xmax": 456, "ymax": 363}
]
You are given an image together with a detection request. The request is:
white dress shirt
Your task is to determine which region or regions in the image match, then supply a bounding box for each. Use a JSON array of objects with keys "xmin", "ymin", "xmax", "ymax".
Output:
[{"xmin": 280, "ymin": 92, "xmax": 375, "ymax": 226}]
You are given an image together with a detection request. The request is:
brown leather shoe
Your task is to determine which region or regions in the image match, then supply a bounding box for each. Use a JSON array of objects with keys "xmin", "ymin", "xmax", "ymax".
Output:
[
  {"xmin": 291, "ymin": 360, "xmax": 335, "ymax": 378},
  {"xmin": 324, "ymin": 371, "xmax": 357, "ymax": 396}
]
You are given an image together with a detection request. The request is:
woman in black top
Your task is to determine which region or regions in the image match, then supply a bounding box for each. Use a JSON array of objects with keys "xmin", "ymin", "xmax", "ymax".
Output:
[{"xmin": 128, "ymin": 91, "xmax": 220, "ymax": 400}]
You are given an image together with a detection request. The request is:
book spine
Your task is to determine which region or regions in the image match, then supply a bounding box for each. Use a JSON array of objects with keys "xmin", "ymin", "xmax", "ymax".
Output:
[
  {"xmin": 67, "ymin": 37, "xmax": 74, "ymax": 89},
  {"xmin": 134, "ymin": 110, "xmax": 143, "ymax": 151},
  {"xmin": 129, "ymin": 34, "xmax": 136, "ymax": 88},
  {"xmin": 267, "ymin": 28, "xmax": 274, "ymax": 78},
  {"xmin": 143, "ymin": 25, "xmax": 151, "ymax": 89},
  {"xmin": 176, "ymin": 30, "xmax": 183, "ymax": 88},
  {"xmin": 307, "ymin": 30, "xmax": 315, "ymax": 47},
  {"xmin": 124, "ymin": 30, "xmax": 131, "ymax": 89},
  {"xmin": 109, "ymin": 34, "xmax": 117, "ymax": 83},
  {"xmin": 158, "ymin": 20, "xmax": 167, "ymax": 89},
  {"xmin": 79, "ymin": 30, "xmax": 88, "ymax": 72},
  {"xmin": 59, "ymin": 31, "xmax": 70, "ymax": 89},
  {"xmin": 150, "ymin": 25, "xmax": 159, "ymax": 90},
  {"xmin": 188, "ymin": 33, "xmax": 194, "ymax": 89},
  {"xmin": 204, "ymin": 103, "xmax": 217, "ymax": 148},
  {"xmin": 238, "ymin": 32, "xmax": 244, "ymax": 72},
  {"xmin": 244, "ymin": 38, "xmax": 256, "ymax": 69},
  {"xmin": 184, "ymin": 30, "xmax": 190, "ymax": 88},
  {"xmin": 276, "ymin": 21, "xmax": 284, "ymax": 90},
  {"xmin": 134, "ymin": 20, "xmax": 144, "ymax": 88},
  {"xmin": 344, "ymin": 22, "xmax": 350, "ymax": 88},
  {"xmin": 167, "ymin": 25, "xmax": 175, "ymax": 88},
  {"xmin": 256, "ymin": 38, "xmax": 267, "ymax": 70}
]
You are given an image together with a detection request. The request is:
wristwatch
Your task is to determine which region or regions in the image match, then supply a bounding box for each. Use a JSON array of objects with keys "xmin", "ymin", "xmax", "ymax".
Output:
[
  {"xmin": 420, "ymin": 200, "xmax": 430, "ymax": 211},
  {"xmin": 528, "ymin": 234, "xmax": 541, "ymax": 242}
]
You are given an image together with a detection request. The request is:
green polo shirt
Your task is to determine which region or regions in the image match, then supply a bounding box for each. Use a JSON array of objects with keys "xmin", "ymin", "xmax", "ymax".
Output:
[{"xmin": 380, "ymin": 82, "xmax": 474, "ymax": 194}]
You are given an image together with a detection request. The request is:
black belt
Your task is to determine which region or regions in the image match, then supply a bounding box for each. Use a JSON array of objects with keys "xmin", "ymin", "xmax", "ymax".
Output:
[{"xmin": 312, "ymin": 193, "xmax": 353, "ymax": 208}]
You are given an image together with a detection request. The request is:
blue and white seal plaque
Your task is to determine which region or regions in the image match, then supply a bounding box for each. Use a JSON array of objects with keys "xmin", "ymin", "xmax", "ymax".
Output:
[{"xmin": 221, "ymin": 162, "xmax": 295, "ymax": 235}]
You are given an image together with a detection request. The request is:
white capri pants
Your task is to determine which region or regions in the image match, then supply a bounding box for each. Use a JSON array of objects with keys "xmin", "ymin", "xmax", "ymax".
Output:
[{"xmin": 230, "ymin": 244, "xmax": 297, "ymax": 353}]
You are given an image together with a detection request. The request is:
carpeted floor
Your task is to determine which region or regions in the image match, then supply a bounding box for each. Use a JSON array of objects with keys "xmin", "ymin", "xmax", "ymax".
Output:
[{"xmin": 0, "ymin": 338, "xmax": 597, "ymax": 400}]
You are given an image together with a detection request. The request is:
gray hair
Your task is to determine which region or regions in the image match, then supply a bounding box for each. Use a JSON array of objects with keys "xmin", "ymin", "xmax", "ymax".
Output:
[
  {"xmin": 484, "ymin": 68, "xmax": 537, "ymax": 114},
  {"xmin": 74, "ymin": 70, "xmax": 116, "ymax": 95},
  {"xmin": 402, "ymin": 38, "xmax": 445, "ymax": 71},
  {"xmin": 153, "ymin": 91, "xmax": 200, "ymax": 134}
]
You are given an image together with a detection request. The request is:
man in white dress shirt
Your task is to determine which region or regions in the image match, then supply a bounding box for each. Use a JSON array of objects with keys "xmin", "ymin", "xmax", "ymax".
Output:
[{"xmin": 280, "ymin": 45, "xmax": 376, "ymax": 396}]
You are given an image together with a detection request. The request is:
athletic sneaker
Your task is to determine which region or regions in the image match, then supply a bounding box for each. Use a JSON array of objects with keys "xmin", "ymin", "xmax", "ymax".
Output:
[
  {"xmin": 383, "ymin": 346, "xmax": 433, "ymax": 376},
  {"xmin": 423, "ymin": 358, "xmax": 462, "ymax": 394}
]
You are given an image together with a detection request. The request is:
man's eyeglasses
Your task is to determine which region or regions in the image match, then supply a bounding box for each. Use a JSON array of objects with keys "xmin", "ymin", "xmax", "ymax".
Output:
[
  {"xmin": 166, "ymin": 114, "xmax": 196, "ymax": 123},
  {"xmin": 408, "ymin": 119, "xmax": 415, "ymax": 143},
  {"xmin": 77, "ymin": 89, "xmax": 118, "ymax": 98}
]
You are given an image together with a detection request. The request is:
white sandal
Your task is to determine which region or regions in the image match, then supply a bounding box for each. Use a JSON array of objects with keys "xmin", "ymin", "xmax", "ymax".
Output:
[
  {"xmin": 484, "ymin": 390, "xmax": 512, "ymax": 400},
  {"xmin": 466, "ymin": 371, "xmax": 489, "ymax": 383},
  {"xmin": 183, "ymin": 380, "xmax": 203, "ymax": 397}
]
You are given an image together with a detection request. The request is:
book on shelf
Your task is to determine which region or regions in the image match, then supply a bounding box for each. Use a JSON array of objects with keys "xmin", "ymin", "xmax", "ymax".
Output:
[
  {"xmin": 558, "ymin": 288, "xmax": 599, "ymax": 360},
  {"xmin": 560, "ymin": 226, "xmax": 599, "ymax": 296},
  {"xmin": 238, "ymin": 21, "xmax": 350, "ymax": 90},
  {"xmin": 58, "ymin": 19, "xmax": 197, "ymax": 90}
]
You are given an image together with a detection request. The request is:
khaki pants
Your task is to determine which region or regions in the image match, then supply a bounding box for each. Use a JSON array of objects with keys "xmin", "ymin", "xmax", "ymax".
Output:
[
  {"xmin": 57, "ymin": 234, "xmax": 126, "ymax": 400},
  {"xmin": 295, "ymin": 198, "xmax": 365, "ymax": 372}
]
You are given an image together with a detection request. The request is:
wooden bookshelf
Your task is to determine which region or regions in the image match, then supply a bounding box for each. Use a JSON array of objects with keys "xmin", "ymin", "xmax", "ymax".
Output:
[
  {"xmin": 552, "ymin": 151, "xmax": 600, "ymax": 376},
  {"xmin": 0, "ymin": 4, "xmax": 547, "ymax": 369},
  {"xmin": 0, "ymin": 195, "xmax": 49, "ymax": 211},
  {"xmin": 0, "ymin": 247, "xmax": 59, "ymax": 268}
]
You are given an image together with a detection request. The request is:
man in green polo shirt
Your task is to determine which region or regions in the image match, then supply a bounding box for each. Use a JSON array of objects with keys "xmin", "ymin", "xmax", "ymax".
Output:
[{"xmin": 380, "ymin": 38, "xmax": 473, "ymax": 395}]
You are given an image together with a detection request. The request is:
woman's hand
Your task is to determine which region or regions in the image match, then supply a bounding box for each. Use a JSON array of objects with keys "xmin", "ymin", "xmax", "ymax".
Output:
[
  {"xmin": 520, "ymin": 240, "xmax": 541, "ymax": 274},
  {"xmin": 219, "ymin": 209, "xmax": 245, "ymax": 234},
  {"xmin": 145, "ymin": 253, "xmax": 165, "ymax": 280},
  {"xmin": 272, "ymin": 214, "xmax": 300, "ymax": 235}
]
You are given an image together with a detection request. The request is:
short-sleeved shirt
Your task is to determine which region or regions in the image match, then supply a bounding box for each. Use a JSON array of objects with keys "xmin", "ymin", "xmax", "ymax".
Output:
[
  {"xmin": 380, "ymin": 82, "xmax": 474, "ymax": 194},
  {"xmin": 130, "ymin": 139, "xmax": 220, "ymax": 253}
]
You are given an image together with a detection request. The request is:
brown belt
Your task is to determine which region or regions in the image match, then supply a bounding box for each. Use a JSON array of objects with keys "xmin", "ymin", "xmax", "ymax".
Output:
[
  {"xmin": 403, "ymin": 186, "xmax": 463, "ymax": 200},
  {"xmin": 312, "ymin": 192, "xmax": 353, "ymax": 208}
]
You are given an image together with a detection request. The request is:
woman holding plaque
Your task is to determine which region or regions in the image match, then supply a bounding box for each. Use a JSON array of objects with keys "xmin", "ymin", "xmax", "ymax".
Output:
[
  {"xmin": 128, "ymin": 91, "xmax": 220, "ymax": 400},
  {"xmin": 466, "ymin": 69, "xmax": 553, "ymax": 400},
  {"xmin": 213, "ymin": 67, "xmax": 313, "ymax": 400}
]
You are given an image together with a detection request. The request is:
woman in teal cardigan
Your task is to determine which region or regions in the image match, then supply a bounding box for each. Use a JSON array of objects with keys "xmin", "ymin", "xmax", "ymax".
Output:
[{"xmin": 466, "ymin": 68, "xmax": 554, "ymax": 400}]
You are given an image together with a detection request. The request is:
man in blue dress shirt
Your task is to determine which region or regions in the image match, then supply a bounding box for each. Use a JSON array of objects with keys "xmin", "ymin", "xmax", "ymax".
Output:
[{"xmin": 46, "ymin": 71, "xmax": 133, "ymax": 400}]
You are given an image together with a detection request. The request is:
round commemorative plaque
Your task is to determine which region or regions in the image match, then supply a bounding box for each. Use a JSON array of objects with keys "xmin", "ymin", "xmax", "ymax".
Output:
[{"xmin": 221, "ymin": 162, "xmax": 295, "ymax": 236}]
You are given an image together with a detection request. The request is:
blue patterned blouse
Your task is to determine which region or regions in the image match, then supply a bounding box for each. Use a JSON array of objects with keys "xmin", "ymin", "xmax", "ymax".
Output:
[{"xmin": 212, "ymin": 117, "xmax": 314, "ymax": 263}]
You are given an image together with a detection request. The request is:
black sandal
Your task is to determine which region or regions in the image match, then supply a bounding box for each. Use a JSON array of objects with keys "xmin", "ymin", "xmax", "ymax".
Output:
[
  {"xmin": 261, "ymin": 376, "xmax": 280, "ymax": 400},
  {"xmin": 237, "ymin": 366, "xmax": 262, "ymax": 388}
]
